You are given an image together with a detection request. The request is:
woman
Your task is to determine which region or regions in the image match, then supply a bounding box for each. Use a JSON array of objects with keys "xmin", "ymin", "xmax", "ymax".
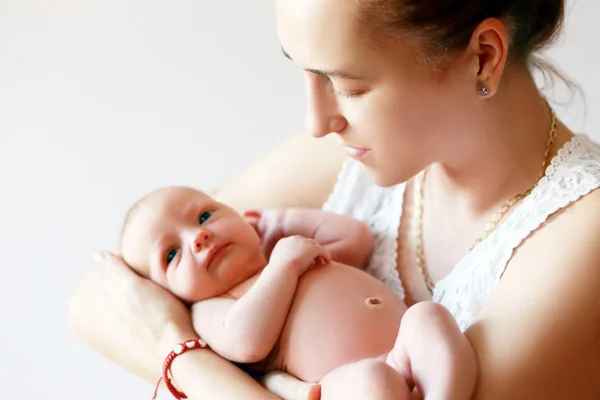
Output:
[{"xmin": 68, "ymin": 0, "xmax": 600, "ymax": 399}]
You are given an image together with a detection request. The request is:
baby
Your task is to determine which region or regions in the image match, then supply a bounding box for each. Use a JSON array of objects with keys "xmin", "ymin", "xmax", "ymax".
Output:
[{"xmin": 119, "ymin": 186, "xmax": 476, "ymax": 399}]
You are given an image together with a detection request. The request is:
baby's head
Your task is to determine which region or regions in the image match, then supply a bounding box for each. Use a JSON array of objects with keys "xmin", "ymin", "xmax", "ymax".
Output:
[{"xmin": 119, "ymin": 186, "xmax": 266, "ymax": 303}]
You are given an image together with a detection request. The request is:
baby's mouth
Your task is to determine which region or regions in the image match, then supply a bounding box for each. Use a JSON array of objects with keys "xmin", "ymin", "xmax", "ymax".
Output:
[{"xmin": 206, "ymin": 243, "xmax": 231, "ymax": 270}]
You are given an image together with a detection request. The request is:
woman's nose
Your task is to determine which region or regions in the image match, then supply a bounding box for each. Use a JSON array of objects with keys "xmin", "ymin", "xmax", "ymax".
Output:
[
  {"xmin": 304, "ymin": 75, "xmax": 347, "ymax": 138},
  {"xmin": 191, "ymin": 229, "xmax": 212, "ymax": 253}
]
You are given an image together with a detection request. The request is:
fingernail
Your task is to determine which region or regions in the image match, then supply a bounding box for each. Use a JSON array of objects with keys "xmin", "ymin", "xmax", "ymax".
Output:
[
  {"xmin": 302, "ymin": 384, "xmax": 321, "ymax": 400},
  {"xmin": 243, "ymin": 210, "xmax": 261, "ymax": 218}
]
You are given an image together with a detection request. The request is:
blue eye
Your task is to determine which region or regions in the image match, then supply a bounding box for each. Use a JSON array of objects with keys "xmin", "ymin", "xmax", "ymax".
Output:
[
  {"xmin": 199, "ymin": 211, "xmax": 212, "ymax": 224},
  {"xmin": 166, "ymin": 249, "xmax": 178, "ymax": 264}
]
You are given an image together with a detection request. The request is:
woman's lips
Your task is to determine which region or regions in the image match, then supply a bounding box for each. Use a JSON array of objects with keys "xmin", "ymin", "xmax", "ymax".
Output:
[{"xmin": 343, "ymin": 146, "xmax": 371, "ymax": 160}]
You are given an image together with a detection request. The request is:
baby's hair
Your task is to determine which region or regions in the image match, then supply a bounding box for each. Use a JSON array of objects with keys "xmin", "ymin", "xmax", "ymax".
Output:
[
  {"xmin": 118, "ymin": 192, "xmax": 151, "ymax": 256},
  {"xmin": 118, "ymin": 185, "xmax": 206, "ymax": 257}
]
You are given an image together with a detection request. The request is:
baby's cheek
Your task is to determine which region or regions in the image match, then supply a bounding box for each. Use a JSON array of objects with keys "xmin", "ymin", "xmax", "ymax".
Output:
[
  {"xmin": 173, "ymin": 269, "xmax": 215, "ymax": 303},
  {"xmin": 169, "ymin": 269, "xmax": 200, "ymax": 302}
]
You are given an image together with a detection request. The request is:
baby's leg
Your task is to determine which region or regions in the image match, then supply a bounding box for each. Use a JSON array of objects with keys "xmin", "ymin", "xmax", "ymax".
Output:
[
  {"xmin": 386, "ymin": 302, "xmax": 477, "ymax": 400},
  {"xmin": 319, "ymin": 359, "xmax": 411, "ymax": 400}
]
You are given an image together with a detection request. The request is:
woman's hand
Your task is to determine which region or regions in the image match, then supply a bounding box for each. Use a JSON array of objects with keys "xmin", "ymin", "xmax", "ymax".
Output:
[
  {"xmin": 68, "ymin": 252, "xmax": 197, "ymax": 382},
  {"xmin": 261, "ymin": 370, "xmax": 321, "ymax": 400},
  {"xmin": 68, "ymin": 252, "xmax": 322, "ymax": 399}
]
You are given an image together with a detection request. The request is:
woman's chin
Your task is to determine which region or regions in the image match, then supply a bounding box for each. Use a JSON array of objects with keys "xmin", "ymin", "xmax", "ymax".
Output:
[{"xmin": 362, "ymin": 165, "xmax": 411, "ymax": 188}]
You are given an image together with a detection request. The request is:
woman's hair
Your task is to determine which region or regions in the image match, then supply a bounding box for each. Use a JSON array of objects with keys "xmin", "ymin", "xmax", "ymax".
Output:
[{"xmin": 357, "ymin": 0, "xmax": 565, "ymax": 68}]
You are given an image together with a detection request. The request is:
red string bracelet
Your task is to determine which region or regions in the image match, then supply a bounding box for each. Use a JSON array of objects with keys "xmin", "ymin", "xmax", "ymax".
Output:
[{"xmin": 152, "ymin": 338, "xmax": 209, "ymax": 400}]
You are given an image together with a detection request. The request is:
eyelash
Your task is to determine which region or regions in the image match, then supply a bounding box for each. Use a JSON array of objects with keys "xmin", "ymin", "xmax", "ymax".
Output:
[{"xmin": 328, "ymin": 81, "xmax": 363, "ymax": 100}]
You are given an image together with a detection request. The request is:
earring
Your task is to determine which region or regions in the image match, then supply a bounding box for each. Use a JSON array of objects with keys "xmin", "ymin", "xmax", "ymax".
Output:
[{"xmin": 477, "ymin": 84, "xmax": 489, "ymax": 96}]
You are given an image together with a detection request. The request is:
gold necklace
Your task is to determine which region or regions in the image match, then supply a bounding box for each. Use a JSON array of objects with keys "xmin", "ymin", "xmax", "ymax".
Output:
[{"xmin": 414, "ymin": 105, "xmax": 558, "ymax": 295}]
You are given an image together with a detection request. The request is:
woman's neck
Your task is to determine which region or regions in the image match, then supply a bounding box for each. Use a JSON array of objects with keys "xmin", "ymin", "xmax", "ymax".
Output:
[{"xmin": 430, "ymin": 67, "xmax": 573, "ymax": 216}]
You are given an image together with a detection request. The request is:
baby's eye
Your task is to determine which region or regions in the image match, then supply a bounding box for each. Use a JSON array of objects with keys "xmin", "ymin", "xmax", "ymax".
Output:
[
  {"xmin": 166, "ymin": 248, "xmax": 178, "ymax": 264},
  {"xmin": 199, "ymin": 211, "xmax": 213, "ymax": 224}
]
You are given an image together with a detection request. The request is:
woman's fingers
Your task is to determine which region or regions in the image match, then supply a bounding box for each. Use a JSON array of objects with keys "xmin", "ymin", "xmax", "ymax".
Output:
[
  {"xmin": 93, "ymin": 251, "xmax": 140, "ymax": 281},
  {"xmin": 77, "ymin": 251, "xmax": 193, "ymax": 356},
  {"xmin": 93, "ymin": 251, "xmax": 124, "ymax": 268},
  {"xmin": 261, "ymin": 370, "xmax": 321, "ymax": 400}
]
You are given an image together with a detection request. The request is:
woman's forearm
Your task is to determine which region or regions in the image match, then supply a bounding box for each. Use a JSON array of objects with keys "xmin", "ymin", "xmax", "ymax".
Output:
[
  {"xmin": 67, "ymin": 255, "xmax": 279, "ymax": 399},
  {"xmin": 68, "ymin": 268, "xmax": 161, "ymax": 383},
  {"xmin": 211, "ymin": 133, "xmax": 345, "ymax": 212},
  {"xmin": 162, "ymin": 327, "xmax": 280, "ymax": 400}
]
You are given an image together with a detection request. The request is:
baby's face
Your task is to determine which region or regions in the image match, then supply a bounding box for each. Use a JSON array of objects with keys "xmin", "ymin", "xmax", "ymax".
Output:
[{"xmin": 121, "ymin": 187, "xmax": 266, "ymax": 302}]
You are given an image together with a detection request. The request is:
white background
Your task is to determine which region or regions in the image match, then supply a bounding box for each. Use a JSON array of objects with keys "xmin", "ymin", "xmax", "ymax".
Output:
[{"xmin": 1, "ymin": 1, "xmax": 598, "ymax": 398}]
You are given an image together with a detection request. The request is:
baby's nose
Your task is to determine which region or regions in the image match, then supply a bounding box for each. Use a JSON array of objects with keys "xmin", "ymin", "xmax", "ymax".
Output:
[{"xmin": 192, "ymin": 230, "xmax": 211, "ymax": 253}]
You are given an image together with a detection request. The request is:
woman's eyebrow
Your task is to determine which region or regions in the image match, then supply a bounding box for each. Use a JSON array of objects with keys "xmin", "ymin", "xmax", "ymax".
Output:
[{"xmin": 281, "ymin": 46, "xmax": 364, "ymax": 81}]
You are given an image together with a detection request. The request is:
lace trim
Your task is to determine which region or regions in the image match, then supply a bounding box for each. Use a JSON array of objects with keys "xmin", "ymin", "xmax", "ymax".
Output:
[
  {"xmin": 323, "ymin": 135, "xmax": 600, "ymax": 333},
  {"xmin": 322, "ymin": 158, "xmax": 406, "ymax": 300},
  {"xmin": 367, "ymin": 184, "xmax": 406, "ymax": 300},
  {"xmin": 322, "ymin": 158, "xmax": 355, "ymax": 212},
  {"xmin": 434, "ymin": 134, "xmax": 600, "ymax": 331}
]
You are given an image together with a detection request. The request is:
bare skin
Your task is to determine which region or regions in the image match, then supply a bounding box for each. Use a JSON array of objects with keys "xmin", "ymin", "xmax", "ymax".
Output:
[
  {"xmin": 68, "ymin": 0, "xmax": 600, "ymax": 398},
  {"xmin": 120, "ymin": 187, "xmax": 475, "ymax": 399}
]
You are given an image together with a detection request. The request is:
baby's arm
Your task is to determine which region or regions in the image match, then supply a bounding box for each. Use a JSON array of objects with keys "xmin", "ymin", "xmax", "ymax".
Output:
[
  {"xmin": 248, "ymin": 208, "xmax": 373, "ymax": 268},
  {"xmin": 191, "ymin": 236, "xmax": 330, "ymax": 364}
]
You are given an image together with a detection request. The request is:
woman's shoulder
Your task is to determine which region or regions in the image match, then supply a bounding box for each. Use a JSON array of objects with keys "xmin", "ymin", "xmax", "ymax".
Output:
[
  {"xmin": 494, "ymin": 133, "xmax": 600, "ymax": 303},
  {"xmin": 535, "ymin": 133, "xmax": 600, "ymax": 223},
  {"xmin": 508, "ymin": 133, "xmax": 600, "ymax": 273},
  {"xmin": 467, "ymin": 193, "xmax": 600, "ymax": 399},
  {"xmin": 467, "ymin": 153, "xmax": 600, "ymax": 399},
  {"xmin": 547, "ymin": 133, "xmax": 600, "ymax": 175}
]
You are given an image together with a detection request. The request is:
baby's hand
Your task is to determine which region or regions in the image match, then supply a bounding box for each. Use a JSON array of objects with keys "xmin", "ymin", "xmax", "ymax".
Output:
[
  {"xmin": 244, "ymin": 209, "xmax": 285, "ymax": 258},
  {"xmin": 269, "ymin": 235, "xmax": 331, "ymax": 277}
]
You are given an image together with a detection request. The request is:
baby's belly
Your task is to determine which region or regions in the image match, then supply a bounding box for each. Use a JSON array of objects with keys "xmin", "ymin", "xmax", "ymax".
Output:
[{"xmin": 273, "ymin": 263, "xmax": 406, "ymax": 383}]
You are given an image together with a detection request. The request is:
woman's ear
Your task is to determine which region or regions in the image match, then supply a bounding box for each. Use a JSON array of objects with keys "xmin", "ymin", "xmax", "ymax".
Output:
[{"xmin": 466, "ymin": 18, "xmax": 510, "ymax": 97}]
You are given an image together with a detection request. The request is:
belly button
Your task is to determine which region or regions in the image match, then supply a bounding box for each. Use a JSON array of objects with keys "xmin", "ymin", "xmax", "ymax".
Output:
[{"xmin": 365, "ymin": 296, "xmax": 384, "ymax": 309}]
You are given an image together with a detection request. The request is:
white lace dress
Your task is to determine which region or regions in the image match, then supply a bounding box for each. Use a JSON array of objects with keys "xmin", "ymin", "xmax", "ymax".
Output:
[{"xmin": 322, "ymin": 134, "xmax": 600, "ymax": 332}]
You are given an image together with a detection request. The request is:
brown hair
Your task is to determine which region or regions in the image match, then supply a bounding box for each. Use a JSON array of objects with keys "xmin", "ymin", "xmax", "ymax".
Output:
[{"xmin": 357, "ymin": 0, "xmax": 565, "ymax": 68}]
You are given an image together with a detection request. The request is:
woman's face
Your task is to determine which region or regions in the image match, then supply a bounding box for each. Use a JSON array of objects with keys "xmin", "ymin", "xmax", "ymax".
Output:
[{"xmin": 275, "ymin": 0, "xmax": 479, "ymax": 186}]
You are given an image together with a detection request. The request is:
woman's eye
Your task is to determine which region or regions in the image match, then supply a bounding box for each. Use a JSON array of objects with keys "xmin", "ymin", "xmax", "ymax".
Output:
[
  {"xmin": 329, "ymin": 83, "xmax": 363, "ymax": 100},
  {"xmin": 199, "ymin": 211, "xmax": 213, "ymax": 224},
  {"xmin": 166, "ymin": 248, "xmax": 178, "ymax": 264}
]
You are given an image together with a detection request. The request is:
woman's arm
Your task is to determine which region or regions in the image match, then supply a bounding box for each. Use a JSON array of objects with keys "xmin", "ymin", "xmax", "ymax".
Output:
[
  {"xmin": 465, "ymin": 190, "xmax": 600, "ymax": 399},
  {"xmin": 67, "ymin": 253, "xmax": 279, "ymax": 400},
  {"xmin": 212, "ymin": 132, "xmax": 346, "ymax": 211},
  {"xmin": 158, "ymin": 325, "xmax": 282, "ymax": 400},
  {"xmin": 68, "ymin": 132, "xmax": 343, "ymax": 399}
]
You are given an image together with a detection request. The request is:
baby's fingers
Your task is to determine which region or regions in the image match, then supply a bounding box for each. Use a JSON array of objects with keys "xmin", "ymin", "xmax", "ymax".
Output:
[
  {"xmin": 314, "ymin": 245, "xmax": 331, "ymax": 266},
  {"xmin": 315, "ymin": 256, "xmax": 329, "ymax": 266}
]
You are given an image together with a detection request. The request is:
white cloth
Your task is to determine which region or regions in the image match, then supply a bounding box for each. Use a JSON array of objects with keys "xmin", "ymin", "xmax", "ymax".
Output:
[{"xmin": 322, "ymin": 134, "xmax": 600, "ymax": 332}]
